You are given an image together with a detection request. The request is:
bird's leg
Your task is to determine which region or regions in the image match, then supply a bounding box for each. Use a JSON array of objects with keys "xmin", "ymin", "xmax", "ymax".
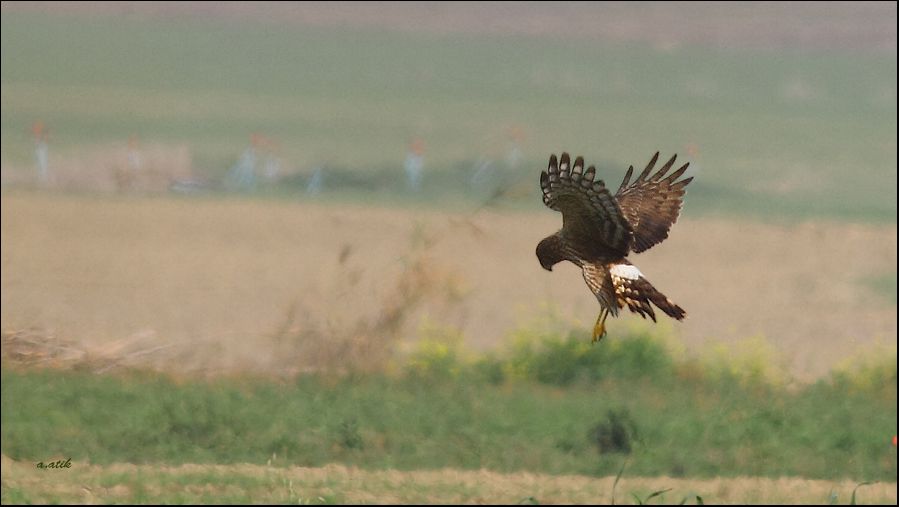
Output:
[{"xmin": 592, "ymin": 308, "xmax": 609, "ymax": 343}]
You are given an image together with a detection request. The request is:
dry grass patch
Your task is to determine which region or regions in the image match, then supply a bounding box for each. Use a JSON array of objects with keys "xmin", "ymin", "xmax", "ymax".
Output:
[{"xmin": 2, "ymin": 456, "xmax": 896, "ymax": 504}]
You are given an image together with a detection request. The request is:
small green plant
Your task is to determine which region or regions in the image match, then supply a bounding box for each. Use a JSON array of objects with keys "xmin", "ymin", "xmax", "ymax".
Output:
[
  {"xmin": 610, "ymin": 459, "xmax": 628, "ymax": 505},
  {"xmin": 335, "ymin": 418, "xmax": 363, "ymax": 451},
  {"xmin": 632, "ymin": 488, "xmax": 671, "ymax": 505},
  {"xmin": 591, "ymin": 409, "xmax": 638, "ymax": 455},
  {"xmin": 611, "ymin": 460, "xmax": 702, "ymax": 505}
]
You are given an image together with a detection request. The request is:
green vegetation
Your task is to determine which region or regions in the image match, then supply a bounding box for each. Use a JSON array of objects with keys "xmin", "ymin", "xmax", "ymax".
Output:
[
  {"xmin": 2, "ymin": 10, "xmax": 896, "ymax": 221},
  {"xmin": 3, "ymin": 329, "xmax": 896, "ymax": 482}
]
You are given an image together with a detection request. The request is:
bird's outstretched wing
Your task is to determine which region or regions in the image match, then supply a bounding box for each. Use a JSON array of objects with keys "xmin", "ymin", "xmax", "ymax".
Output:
[
  {"xmin": 614, "ymin": 152, "xmax": 693, "ymax": 253},
  {"xmin": 540, "ymin": 153, "xmax": 633, "ymax": 256}
]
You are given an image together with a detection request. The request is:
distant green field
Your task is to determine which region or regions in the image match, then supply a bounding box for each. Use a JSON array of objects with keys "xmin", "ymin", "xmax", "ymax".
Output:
[{"xmin": 1, "ymin": 11, "xmax": 896, "ymax": 221}]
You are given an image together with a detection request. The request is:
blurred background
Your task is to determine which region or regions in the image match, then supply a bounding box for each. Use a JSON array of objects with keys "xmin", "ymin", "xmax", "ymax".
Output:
[{"xmin": 0, "ymin": 2, "xmax": 896, "ymax": 502}]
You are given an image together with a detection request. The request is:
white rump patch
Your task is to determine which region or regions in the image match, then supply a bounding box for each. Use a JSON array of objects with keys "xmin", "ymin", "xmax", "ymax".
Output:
[{"xmin": 610, "ymin": 264, "xmax": 643, "ymax": 280}]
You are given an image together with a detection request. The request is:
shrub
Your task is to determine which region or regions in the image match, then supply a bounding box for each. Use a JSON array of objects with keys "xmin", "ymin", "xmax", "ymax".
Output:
[
  {"xmin": 590, "ymin": 408, "xmax": 639, "ymax": 454},
  {"xmin": 402, "ymin": 320, "xmax": 473, "ymax": 382},
  {"xmin": 501, "ymin": 327, "xmax": 676, "ymax": 386},
  {"xmin": 830, "ymin": 341, "xmax": 897, "ymax": 397},
  {"xmin": 698, "ymin": 334, "xmax": 790, "ymax": 389}
]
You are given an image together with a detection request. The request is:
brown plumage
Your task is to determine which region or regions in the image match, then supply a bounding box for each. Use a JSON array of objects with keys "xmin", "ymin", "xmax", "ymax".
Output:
[{"xmin": 536, "ymin": 151, "xmax": 692, "ymax": 341}]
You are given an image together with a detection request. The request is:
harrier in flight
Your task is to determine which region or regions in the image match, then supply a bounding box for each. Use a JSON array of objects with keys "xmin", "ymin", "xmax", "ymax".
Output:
[{"xmin": 536, "ymin": 152, "xmax": 692, "ymax": 342}]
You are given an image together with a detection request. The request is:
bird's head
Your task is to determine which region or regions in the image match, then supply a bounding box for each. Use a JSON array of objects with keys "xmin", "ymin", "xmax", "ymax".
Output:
[{"xmin": 536, "ymin": 235, "xmax": 564, "ymax": 272}]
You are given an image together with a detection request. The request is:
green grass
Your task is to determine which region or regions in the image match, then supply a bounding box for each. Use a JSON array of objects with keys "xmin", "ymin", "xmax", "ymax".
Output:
[
  {"xmin": 2, "ymin": 331, "xmax": 896, "ymax": 482},
  {"xmin": 1, "ymin": 10, "xmax": 896, "ymax": 222}
]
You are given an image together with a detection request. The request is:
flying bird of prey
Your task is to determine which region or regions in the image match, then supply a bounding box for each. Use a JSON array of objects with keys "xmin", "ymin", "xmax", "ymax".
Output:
[{"xmin": 536, "ymin": 151, "xmax": 692, "ymax": 342}]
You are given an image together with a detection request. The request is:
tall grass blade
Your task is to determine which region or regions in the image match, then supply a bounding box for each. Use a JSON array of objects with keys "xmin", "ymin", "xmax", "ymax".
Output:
[{"xmin": 850, "ymin": 481, "xmax": 874, "ymax": 505}]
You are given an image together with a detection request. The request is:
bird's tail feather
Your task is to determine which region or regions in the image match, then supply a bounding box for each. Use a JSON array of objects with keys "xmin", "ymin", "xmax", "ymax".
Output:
[{"xmin": 611, "ymin": 266, "xmax": 686, "ymax": 322}]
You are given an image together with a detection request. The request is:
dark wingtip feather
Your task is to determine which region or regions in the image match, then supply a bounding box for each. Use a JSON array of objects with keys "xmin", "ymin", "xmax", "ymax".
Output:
[
  {"xmin": 652, "ymin": 154, "xmax": 678, "ymax": 181},
  {"xmin": 664, "ymin": 162, "xmax": 690, "ymax": 183},
  {"xmin": 618, "ymin": 165, "xmax": 635, "ymax": 193},
  {"xmin": 637, "ymin": 152, "xmax": 659, "ymax": 183}
]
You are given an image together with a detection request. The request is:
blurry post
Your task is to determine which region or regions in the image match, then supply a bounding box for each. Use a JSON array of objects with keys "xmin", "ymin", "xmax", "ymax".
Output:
[
  {"xmin": 470, "ymin": 156, "xmax": 494, "ymax": 189},
  {"xmin": 263, "ymin": 151, "xmax": 281, "ymax": 183},
  {"xmin": 31, "ymin": 121, "xmax": 50, "ymax": 186},
  {"xmin": 306, "ymin": 166, "xmax": 324, "ymax": 196},
  {"xmin": 257, "ymin": 134, "xmax": 281, "ymax": 183},
  {"xmin": 404, "ymin": 137, "xmax": 426, "ymax": 192},
  {"xmin": 127, "ymin": 135, "xmax": 142, "ymax": 173},
  {"xmin": 505, "ymin": 124, "xmax": 525, "ymax": 169},
  {"xmin": 227, "ymin": 134, "xmax": 260, "ymax": 191},
  {"xmin": 115, "ymin": 134, "xmax": 143, "ymax": 191}
]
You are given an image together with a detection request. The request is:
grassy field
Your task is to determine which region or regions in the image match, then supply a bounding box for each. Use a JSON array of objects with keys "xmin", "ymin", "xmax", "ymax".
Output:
[
  {"xmin": 3, "ymin": 324, "xmax": 896, "ymax": 504},
  {"xmin": 2, "ymin": 329, "xmax": 896, "ymax": 481},
  {"xmin": 3, "ymin": 324, "xmax": 897, "ymax": 480},
  {"xmin": 1, "ymin": 9, "xmax": 896, "ymax": 221}
]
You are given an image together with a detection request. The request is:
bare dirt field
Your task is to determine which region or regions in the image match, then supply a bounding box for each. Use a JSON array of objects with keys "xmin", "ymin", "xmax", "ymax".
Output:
[
  {"xmin": 1, "ymin": 192, "xmax": 895, "ymax": 379},
  {"xmin": 2, "ymin": 455, "xmax": 895, "ymax": 505}
]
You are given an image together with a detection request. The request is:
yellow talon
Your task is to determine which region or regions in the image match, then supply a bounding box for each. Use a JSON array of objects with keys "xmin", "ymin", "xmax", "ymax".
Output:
[
  {"xmin": 592, "ymin": 323, "xmax": 605, "ymax": 343},
  {"xmin": 592, "ymin": 308, "xmax": 609, "ymax": 343}
]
